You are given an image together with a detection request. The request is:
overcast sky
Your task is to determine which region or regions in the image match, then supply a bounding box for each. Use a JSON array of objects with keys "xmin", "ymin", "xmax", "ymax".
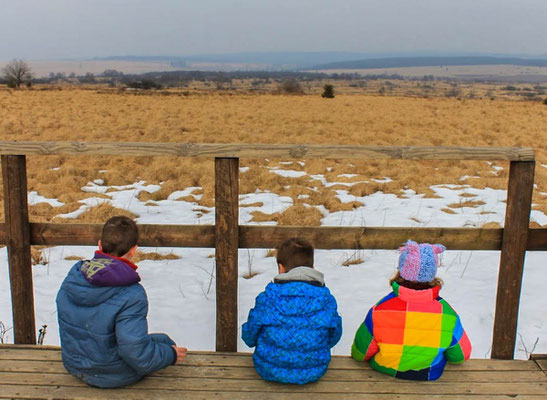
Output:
[{"xmin": 1, "ymin": 0, "xmax": 546, "ymax": 60}]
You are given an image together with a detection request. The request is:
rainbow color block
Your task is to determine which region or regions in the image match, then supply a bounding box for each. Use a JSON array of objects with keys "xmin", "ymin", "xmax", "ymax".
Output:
[{"xmin": 352, "ymin": 282, "xmax": 471, "ymax": 381}]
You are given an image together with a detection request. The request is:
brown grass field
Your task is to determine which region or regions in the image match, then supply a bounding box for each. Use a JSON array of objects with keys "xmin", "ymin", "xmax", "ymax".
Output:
[{"xmin": 0, "ymin": 87, "xmax": 546, "ymax": 226}]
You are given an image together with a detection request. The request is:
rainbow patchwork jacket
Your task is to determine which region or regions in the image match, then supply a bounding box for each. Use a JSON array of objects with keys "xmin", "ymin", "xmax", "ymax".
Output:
[{"xmin": 351, "ymin": 282, "xmax": 471, "ymax": 381}]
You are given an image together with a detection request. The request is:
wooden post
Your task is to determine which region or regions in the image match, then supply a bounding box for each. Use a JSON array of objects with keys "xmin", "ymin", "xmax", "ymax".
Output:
[
  {"xmin": 1, "ymin": 155, "xmax": 36, "ymax": 344},
  {"xmin": 492, "ymin": 161, "xmax": 535, "ymax": 359},
  {"xmin": 215, "ymin": 158, "xmax": 239, "ymax": 352}
]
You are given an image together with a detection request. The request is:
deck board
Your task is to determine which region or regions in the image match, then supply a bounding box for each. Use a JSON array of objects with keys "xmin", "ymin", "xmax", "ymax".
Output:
[
  {"xmin": 0, "ymin": 346, "xmax": 545, "ymax": 399},
  {"xmin": 2, "ymin": 360, "xmax": 545, "ymax": 382}
]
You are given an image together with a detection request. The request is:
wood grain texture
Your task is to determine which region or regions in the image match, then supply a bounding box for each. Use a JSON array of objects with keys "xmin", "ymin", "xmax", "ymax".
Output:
[
  {"xmin": 0, "ymin": 372, "xmax": 545, "ymax": 395},
  {"xmin": 1, "ymin": 386, "xmax": 545, "ymax": 400},
  {"xmin": 492, "ymin": 161, "xmax": 535, "ymax": 359},
  {"xmin": 1, "ymin": 156, "xmax": 36, "ymax": 344},
  {"xmin": 0, "ymin": 141, "xmax": 535, "ymax": 161},
  {"xmin": 0, "ymin": 346, "xmax": 544, "ymax": 398},
  {"xmin": 239, "ymin": 226, "xmax": 506, "ymax": 250},
  {"xmin": 215, "ymin": 158, "xmax": 239, "ymax": 352},
  {"xmin": 1, "ymin": 223, "xmax": 546, "ymax": 250},
  {"xmin": 0, "ymin": 347, "xmax": 542, "ymax": 371},
  {"xmin": 1, "ymin": 360, "xmax": 544, "ymax": 382}
]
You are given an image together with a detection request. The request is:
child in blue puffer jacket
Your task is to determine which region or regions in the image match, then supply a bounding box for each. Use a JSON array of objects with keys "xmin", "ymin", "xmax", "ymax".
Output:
[
  {"xmin": 242, "ymin": 238, "xmax": 342, "ymax": 384},
  {"xmin": 56, "ymin": 216, "xmax": 187, "ymax": 388}
]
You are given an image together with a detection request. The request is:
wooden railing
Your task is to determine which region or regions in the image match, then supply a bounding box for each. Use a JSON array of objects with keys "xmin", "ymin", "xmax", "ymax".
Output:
[{"xmin": 0, "ymin": 141, "xmax": 540, "ymax": 359}]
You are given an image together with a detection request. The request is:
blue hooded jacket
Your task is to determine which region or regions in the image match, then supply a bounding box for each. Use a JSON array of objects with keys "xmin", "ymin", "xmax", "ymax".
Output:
[
  {"xmin": 242, "ymin": 267, "xmax": 342, "ymax": 384},
  {"xmin": 56, "ymin": 252, "xmax": 176, "ymax": 388}
]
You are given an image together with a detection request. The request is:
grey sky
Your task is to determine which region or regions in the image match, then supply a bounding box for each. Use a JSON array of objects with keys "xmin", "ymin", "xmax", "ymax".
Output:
[{"xmin": 1, "ymin": 0, "xmax": 546, "ymax": 60}]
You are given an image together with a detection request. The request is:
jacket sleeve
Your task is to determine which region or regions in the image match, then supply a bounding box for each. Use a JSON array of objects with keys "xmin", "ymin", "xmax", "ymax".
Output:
[
  {"xmin": 327, "ymin": 295, "xmax": 343, "ymax": 348},
  {"xmin": 445, "ymin": 315, "xmax": 472, "ymax": 363},
  {"xmin": 351, "ymin": 307, "xmax": 379, "ymax": 362},
  {"xmin": 241, "ymin": 291, "xmax": 267, "ymax": 348},
  {"xmin": 115, "ymin": 286, "xmax": 175, "ymax": 375}
]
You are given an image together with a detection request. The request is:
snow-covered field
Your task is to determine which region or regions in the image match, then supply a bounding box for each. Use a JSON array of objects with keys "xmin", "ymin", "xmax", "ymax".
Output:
[{"xmin": 1, "ymin": 164, "xmax": 546, "ymax": 359}]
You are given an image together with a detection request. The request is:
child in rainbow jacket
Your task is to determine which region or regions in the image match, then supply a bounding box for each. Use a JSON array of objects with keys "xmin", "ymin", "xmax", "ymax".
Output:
[{"xmin": 351, "ymin": 240, "xmax": 471, "ymax": 381}]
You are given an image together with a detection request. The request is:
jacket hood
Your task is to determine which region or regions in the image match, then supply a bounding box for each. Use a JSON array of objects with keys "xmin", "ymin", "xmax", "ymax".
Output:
[
  {"xmin": 391, "ymin": 281, "xmax": 441, "ymax": 302},
  {"xmin": 273, "ymin": 266, "xmax": 325, "ymax": 286},
  {"xmin": 268, "ymin": 268, "xmax": 330, "ymax": 317},
  {"xmin": 81, "ymin": 251, "xmax": 140, "ymax": 287},
  {"xmin": 61, "ymin": 252, "xmax": 141, "ymax": 307}
]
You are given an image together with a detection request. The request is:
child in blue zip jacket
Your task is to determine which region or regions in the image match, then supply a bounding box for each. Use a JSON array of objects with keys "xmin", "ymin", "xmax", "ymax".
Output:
[
  {"xmin": 242, "ymin": 238, "xmax": 343, "ymax": 384},
  {"xmin": 56, "ymin": 216, "xmax": 188, "ymax": 388}
]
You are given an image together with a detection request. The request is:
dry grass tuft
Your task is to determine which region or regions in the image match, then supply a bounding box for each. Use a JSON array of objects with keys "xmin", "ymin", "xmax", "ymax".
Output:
[
  {"xmin": 54, "ymin": 203, "xmax": 136, "ymax": 223},
  {"xmin": 305, "ymin": 190, "xmax": 363, "ymax": 213},
  {"xmin": 133, "ymin": 251, "xmax": 180, "ymax": 263},
  {"xmin": 441, "ymin": 208, "xmax": 457, "ymax": 214},
  {"xmin": 29, "ymin": 202, "xmax": 83, "ymax": 222},
  {"xmin": 242, "ymin": 271, "xmax": 260, "ymax": 279},
  {"xmin": 278, "ymin": 204, "xmax": 323, "ymax": 226},
  {"xmin": 241, "ymin": 202, "xmax": 264, "ymax": 208},
  {"xmin": 31, "ymin": 246, "xmax": 49, "ymax": 265},
  {"xmin": 265, "ymin": 249, "xmax": 277, "ymax": 258},
  {"xmin": 64, "ymin": 255, "xmax": 84, "ymax": 261},
  {"xmin": 446, "ymin": 200, "xmax": 486, "ymax": 209},
  {"xmin": 250, "ymin": 210, "xmax": 280, "ymax": 223},
  {"xmin": 176, "ymin": 195, "xmax": 199, "ymax": 203},
  {"xmin": 342, "ymin": 257, "xmax": 364, "ymax": 267},
  {"xmin": 137, "ymin": 182, "xmax": 179, "ymax": 202},
  {"xmin": 481, "ymin": 221, "xmax": 502, "ymax": 229}
]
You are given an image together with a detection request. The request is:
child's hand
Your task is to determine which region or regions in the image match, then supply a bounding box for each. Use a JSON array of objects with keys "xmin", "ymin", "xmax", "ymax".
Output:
[{"xmin": 172, "ymin": 346, "xmax": 188, "ymax": 364}]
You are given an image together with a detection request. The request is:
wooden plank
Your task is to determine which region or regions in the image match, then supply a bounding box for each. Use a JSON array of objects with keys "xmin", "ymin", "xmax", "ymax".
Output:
[
  {"xmin": 492, "ymin": 161, "xmax": 535, "ymax": 359},
  {"xmin": 0, "ymin": 141, "xmax": 535, "ymax": 161},
  {"xmin": 215, "ymin": 158, "xmax": 239, "ymax": 352},
  {"xmin": 534, "ymin": 359, "xmax": 547, "ymax": 372},
  {"xmin": 1, "ymin": 155, "xmax": 36, "ymax": 344},
  {"xmin": 2, "ymin": 360, "xmax": 545, "ymax": 382},
  {"xmin": 2, "ymin": 223, "xmax": 547, "ymax": 250},
  {"xmin": 0, "ymin": 372, "xmax": 545, "ymax": 395},
  {"xmin": 2, "ymin": 386, "xmax": 544, "ymax": 400},
  {"xmin": 26, "ymin": 222, "xmax": 216, "ymax": 247},
  {"xmin": 526, "ymin": 229, "xmax": 547, "ymax": 250},
  {"xmin": 240, "ymin": 226, "xmax": 506, "ymax": 250},
  {"xmin": 0, "ymin": 348, "xmax": 541, "ymax": 371}
]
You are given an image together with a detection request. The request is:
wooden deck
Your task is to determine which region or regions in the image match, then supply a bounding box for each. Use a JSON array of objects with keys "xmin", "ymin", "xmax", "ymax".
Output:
[{"xmin": 0, "ymin": 346, "xmax": 545, "ymax": 399}]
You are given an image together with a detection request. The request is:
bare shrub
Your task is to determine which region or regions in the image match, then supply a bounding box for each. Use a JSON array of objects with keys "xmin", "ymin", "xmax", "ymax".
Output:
[{"xmin": 278, "ymin": 78, "xmax": 304, "ymax": 94}]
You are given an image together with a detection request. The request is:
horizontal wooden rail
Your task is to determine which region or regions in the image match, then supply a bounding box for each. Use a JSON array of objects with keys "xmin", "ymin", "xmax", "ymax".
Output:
[
  {"xmin": 1, "ymin": 223, "xmax": 546, "ymax": 250},
  {"xmin": 0, "ymin": 141, "xmax": 535, "ymax": 161}
]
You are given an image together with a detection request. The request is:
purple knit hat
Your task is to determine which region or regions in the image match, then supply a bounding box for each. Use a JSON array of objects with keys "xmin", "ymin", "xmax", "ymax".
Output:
[{"xmin": 398, "ymin": 240, "xmax": 445, "ymax": 282}]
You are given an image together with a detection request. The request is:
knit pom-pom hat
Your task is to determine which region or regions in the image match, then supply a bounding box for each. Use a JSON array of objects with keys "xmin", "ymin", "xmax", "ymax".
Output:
[{"xmin": 398, "ymin": 240, "xmax": 446, "ymax": 283}]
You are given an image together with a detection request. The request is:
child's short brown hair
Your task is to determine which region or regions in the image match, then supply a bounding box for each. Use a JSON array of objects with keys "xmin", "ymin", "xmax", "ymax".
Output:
[
  {"xmin": 276, "ymin": 238, "xmax": 314, "ymax": 271},
  {"xmin": 100, "ymin": 216, "xmax": 138, "ymax": 257}
]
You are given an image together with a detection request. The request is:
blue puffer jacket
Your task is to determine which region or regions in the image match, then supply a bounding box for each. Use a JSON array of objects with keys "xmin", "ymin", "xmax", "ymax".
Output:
[
  {"xmin": 56, "ymin": 252, "xmax": 176, "ymax": 388},
  {"xmin": 242, "ymin": 267, "xmax": 342, "ymax": 384}
]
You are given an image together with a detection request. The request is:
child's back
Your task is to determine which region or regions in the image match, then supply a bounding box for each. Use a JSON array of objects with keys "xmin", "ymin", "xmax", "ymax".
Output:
[
  {"xmin": 352, "ymin": 241, "xmax": 471, "ymax": 381},
  {"xmin": 56, "ymin": 217, "xmax": 184, "ymax": 388},
  {"xmin": 242, "ymin": 239, "xmax": 342, "ymax": 384}
]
